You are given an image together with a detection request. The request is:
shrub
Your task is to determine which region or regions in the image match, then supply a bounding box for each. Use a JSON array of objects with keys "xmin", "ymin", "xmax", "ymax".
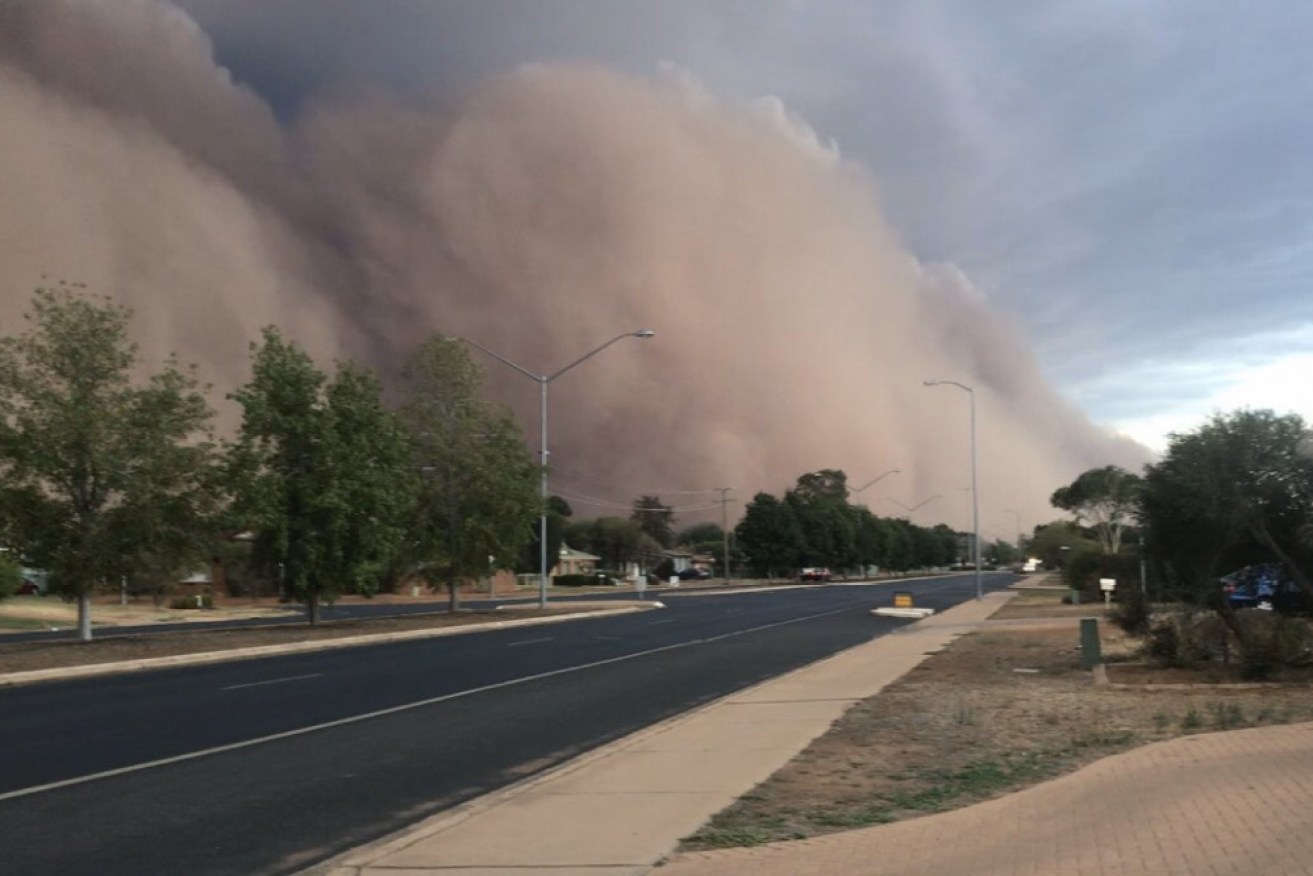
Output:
[
  {"xmin": 1063, "ymin": 549, "xmax": 1143, "ymax": 601},
  {"xmin": 1146, "ymin": 610, "xmax": 1223, "ymax": 668},
  {"xmin": 1108, "ymin": 583, "xmax": 1151, "ymax": 635},
  {"xmin": 0, "ymin": 553, "xmax": 20, "ymax": 600},
  {"xmin": 552, "ymin": 573, "xmax": 616, "ymax": 587},
  {"xmin": 169, "ymin": 594, "xmax": 214, "ymax": 610},
  {"xmin": 1236, "ymin": 611, "xmax": 1313, "ymax": 680}
]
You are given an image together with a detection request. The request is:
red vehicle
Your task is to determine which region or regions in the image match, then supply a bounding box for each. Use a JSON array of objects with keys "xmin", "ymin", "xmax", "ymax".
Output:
[{"xmin": 799, "ymin": 567, "xmax": 832, "ymax": 583}]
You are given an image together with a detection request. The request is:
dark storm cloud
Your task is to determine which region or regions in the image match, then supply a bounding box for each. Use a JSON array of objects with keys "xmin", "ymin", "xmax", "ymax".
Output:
[{"xmin": 4, "ymin": 0, "xmax": 1161, "ymax": 538}]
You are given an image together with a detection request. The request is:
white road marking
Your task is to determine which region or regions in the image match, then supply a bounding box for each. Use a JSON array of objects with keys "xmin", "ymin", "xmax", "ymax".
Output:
[
  {"xmin": 0, "ymin": 606, "xmax": 848, "ymax": 802},
  {"xmin": 646, "ymin": 619, "xmax": 677, "ymax": 625},
  {"xmin": 506, "ymin": 637, "xmax": 554, "ymax": 647},
  {"xmin": 220, "ymin": 673, "xmax": 322, "ymax": 691}
]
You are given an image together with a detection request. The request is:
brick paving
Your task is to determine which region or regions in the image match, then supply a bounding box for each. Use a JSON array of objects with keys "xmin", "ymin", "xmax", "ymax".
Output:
[{"xmin": 656, "ymin": 722, "xmax": 1313, "ymax": 876}]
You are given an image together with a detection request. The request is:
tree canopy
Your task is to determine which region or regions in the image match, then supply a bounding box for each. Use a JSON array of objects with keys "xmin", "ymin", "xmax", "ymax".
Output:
[
  {"xmin": 397, "ymin": 338, "xmax": 539, "ymax": 610},
  {"xmin": 631, "ymin": 495, "xmax": 676, "ymax": 547},
  {"xmin": 1050, "ymin": 465, "xmax": 1141, "ymax": 554},
  {"xmin": 0, "ymin": 287, "xmax": 219, "ymax": 639},
  {"xmin": 1141, "ymin": 409, "xmax": 1313, "ymax": 600},
  {"xmin": 229, "ymin": 327, "xmax": 415, "ymax": 623}
]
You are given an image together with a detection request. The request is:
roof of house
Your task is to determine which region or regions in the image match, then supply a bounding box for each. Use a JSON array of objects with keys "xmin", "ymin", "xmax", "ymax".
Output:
[{"xmin": 558, "ymin": 545, "xmax": 601, "ymax": 561}]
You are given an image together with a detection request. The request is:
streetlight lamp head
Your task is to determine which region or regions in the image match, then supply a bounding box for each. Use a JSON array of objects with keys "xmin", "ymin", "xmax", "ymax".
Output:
[
  {"xmin": 634, "ymin": 329, "xmax": 656, "ymax": 338},
  {"xmin": 923, "ymin": 379, "xmax": 939, "ymax": 386}
]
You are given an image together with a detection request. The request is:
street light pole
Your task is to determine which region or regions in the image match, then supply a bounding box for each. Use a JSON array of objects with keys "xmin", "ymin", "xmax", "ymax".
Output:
[
  {"xmin": 455, "ymin": 330, "xmax": 655, "ymax": 609},
  {"xmin": 924, "ymin": 379, "xmax": 981, "ymax": 600},
  {"xmin": 1004, "ymin": 508, "xmax": 1023, "ymax": 555}
]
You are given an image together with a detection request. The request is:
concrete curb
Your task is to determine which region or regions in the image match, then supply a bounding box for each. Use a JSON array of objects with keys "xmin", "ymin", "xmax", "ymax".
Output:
[
  {"xmin": 0, "ymin": 603, "xmax": 662, "ymax": 688},
  {"xmin": 872, "ymin": 606, "xmax": 937, "ymax": 618}
]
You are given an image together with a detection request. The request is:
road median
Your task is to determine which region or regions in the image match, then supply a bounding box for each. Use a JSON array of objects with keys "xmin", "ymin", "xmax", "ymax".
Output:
[{"xmin": 0, "ymin": 601, "xmax": 660, "ymax": 687}]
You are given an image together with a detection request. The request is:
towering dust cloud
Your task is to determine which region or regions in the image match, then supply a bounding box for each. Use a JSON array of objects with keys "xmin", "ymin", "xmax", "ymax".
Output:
[{"xmin": 0, "ymin": 0, "xmax": 1145, "ymax": 533}]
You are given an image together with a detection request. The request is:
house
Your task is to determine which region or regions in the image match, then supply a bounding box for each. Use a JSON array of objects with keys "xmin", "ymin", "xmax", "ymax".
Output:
[{"xmin": 556, "ymin": 545, "xmax": 601, "ymax": 576}]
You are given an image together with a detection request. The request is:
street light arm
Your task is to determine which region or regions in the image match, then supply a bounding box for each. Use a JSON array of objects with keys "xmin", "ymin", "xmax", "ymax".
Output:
[
  {"xmin": 853, "ymin": 469, "xmax": 901, "ymax": 494},
  {"xmin": 546, "ymin": 330, "xmax": 655, "ymax": 382},
  {"xmin": 909, "ymin": 494, "xmax": 942, "ymax": 512},
  {"xmin": 450, "ymin": 336, "xmax": 543, "ymax": 383},
  {"xmin": 923, "ymin": 379, "xmax": 974, "ymax": 395}
]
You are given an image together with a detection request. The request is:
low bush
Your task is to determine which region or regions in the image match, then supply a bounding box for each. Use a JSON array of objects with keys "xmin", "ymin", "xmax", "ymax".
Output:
[
  {"xmin": 169, "ymin": 594, "xmax": 214, "ymax": 610},
  {"xmin": 1146, "ymin": 610, "xmax": 1224, "ymax": 668},
  {"xmin": 552, "ymin": 573, "xmax": 616, "ymax": 587},
  {"xmin": 1236, "ymin": 611, "xmax": 1313, "ymax": 680},
  {"xmin": 1108, "ymin": 585, "xmax": 1151, "ymax": 635}
]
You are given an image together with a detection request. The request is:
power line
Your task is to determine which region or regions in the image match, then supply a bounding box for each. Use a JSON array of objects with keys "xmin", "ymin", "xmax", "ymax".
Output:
[
  {"xmin": 549, "ymin": 459, "xmax": 724, "ymax": 496},
  {"xmin": 551, "ymin": 486, "xmax": 720, "ymax": 514}
]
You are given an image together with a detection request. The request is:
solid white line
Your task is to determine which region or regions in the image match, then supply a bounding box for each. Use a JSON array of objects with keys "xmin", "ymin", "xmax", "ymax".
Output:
[
  {"xmin": 0, "ymin": 605, "xmax": 849, "ymax": 803},
  {"xmin": 220, "ymin": 673, "xmax": 322, "ymax": 691},
  {"xmin": 506, "ymin": 637, "xmax": 554, "ymax": 647}
]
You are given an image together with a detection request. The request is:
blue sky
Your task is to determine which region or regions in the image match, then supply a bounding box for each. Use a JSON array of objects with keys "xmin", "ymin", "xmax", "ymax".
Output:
[{"xmin": 177, "ymin": 0, "xmax": 1313, "ymax": 451}]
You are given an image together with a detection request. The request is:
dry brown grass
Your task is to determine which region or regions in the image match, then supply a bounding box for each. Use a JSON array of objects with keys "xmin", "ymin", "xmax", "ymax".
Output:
[{"xmin": 681, "ymin": 588, "xmax": 1313, "ymax": 851}]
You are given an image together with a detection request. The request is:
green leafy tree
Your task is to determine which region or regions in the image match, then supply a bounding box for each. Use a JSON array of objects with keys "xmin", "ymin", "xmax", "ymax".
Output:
[
  {"xmin": 677, "ymin": 522, "xmax": 724, "ymax": 549},
  {"xmin": 517, "ymin": 495, "xmax": 573, "ymax": 576},
  {"xmin": 881, "ymin": 518, "xmax": 914, "ymax": 571},
  {"xmin": 1050, "ymin": 465, "xmax": 1142, "ymax": 554},
  {"xmin": 0, "ymin": 551, "xmax": 20, "ymax": 600},
  {"xmin": 631, "ymin": 495, "xmax": 676, "ymax": 547},
  {"xmin": 985, "ymin": 539, "xmax": 1021, "ymax": 566},
  {"xmin": 1141, "ymin": 409, "xmax": 1313, "ymax": 604},
  {"xmin": 229, "ymin": 328, "xmax": 415, "ymax": 624},
  {"xmin": 565, "ymin": 516, "xmax": 644, "ymax": 571},
  {"xmin": 849, "ymin": 505, "xmax": 885, "ymax": 573},
  {"xmin": 0, "ymin": 287, "xmax": 219, "ymax": 640},
  {"xmin": 787, "ymin": 471, "xmax": 855, "ymax": 572},
  {"xmin": 791, "ymin": 469, "xmax": 849, "ymax": 504},
  {"xmin": 1028, "ymin": 520, "xmax": 1099, "ymax": 570},
  {"xmin": 397, "ymin": 338, "xmax": 539, "ymax": 611},
  {"xmin": 736, "ymin": 492, "xmax": 805, "ymax": 578}
]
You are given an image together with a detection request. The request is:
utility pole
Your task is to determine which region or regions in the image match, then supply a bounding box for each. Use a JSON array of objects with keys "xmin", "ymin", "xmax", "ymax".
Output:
[{"xmin": 717, "ymin": 487, "xmax": 735, "ymax": 581}]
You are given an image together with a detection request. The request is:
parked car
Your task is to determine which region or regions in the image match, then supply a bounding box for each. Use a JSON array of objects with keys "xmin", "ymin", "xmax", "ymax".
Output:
[
  {"xmin": 799, "ymin": 567, "xmax": 832, "ymax": 583},
  {"xmin": 1219, "ymin": 564, "xmax": 1313, "ymax": 615},
  {"xmin": 677, "ymin": 567, "xmax": 712, "ymax": 581}
]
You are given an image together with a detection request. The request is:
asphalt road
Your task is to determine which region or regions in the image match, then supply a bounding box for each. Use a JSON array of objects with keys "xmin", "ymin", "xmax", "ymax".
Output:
[{"xmin": 0, "ymin": 572, "xmax": 1012, "ymax": 875}]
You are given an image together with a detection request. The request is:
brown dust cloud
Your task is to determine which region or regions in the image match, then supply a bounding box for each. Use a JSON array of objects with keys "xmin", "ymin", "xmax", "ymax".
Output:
[{"xmin": 0, "ymin": 0, "xmax": 1146, "ymax": 536}]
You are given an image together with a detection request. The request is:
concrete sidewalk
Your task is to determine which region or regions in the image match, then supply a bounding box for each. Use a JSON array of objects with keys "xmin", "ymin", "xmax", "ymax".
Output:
[{"xmin": 313, "ymin": 592, "xmax": 1011, "ymax": 876}]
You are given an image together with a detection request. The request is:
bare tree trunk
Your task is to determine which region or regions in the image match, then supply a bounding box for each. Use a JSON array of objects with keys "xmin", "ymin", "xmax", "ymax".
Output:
[
  {"xmin": 307, "ymin": 592, "xmax": 319, "ymax": 625},
  {"xmin": 77, "ymin": 592, "xmax": 93, "ymax": 642},
  {"xmin": 446, "ymin": 578, "xmax": 460, "ymax": 613}
]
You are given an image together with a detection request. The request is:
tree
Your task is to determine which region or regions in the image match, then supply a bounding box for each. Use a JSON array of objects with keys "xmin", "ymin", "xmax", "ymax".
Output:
[
  {"xmin": 736, "ymin": 492, "xmax": 805, "ymax": 578},
  {"xmin": 565, "ymin": 517, "xmax": 644, "ymax": 571},
  {"xmin": 791, "ymin": 469, "xmax": 849, "ymax": 504},
  {"xmin": 518, "ymin": 495, "xmax": 572, "ymax": 576},
  {"xmin": 849, "ymin": 506, "xmax": 885, "ymax": 573},
  {"xmin": 396, "ymin": 338, "xmax": 539, "ymax": 611},
  {"xmin": 881, "ymin": 518, "xmax": 914, "ymax": 571},
  {"xmin": 0, "ymin": 551, "xmax": 20, "ymax": 601},
  {"xmin": 0, "ymin": 287, "xmax": 219, "ymax": 640},
  {"xmin": 1050, "ymin": 465, "xmax": 1142, "ymax": 554},
  {"xmin": 229, "ymin": 328, "xmax": 415, "ymax": 623},
  {"xmin": 631, "ymin": 495, "xmax": 676, "ymax": 547},
  {"xmin": 1141, "ymin": 409, "xmax": 1313, "ymax": 604},
  {"xmin": 677, "ymin": 522, "xmax": 724, "ymax": 548},
  {"xmin": 786, "ymin": 471, "xmax": 855, "ymax": 572},
  {"xmin": 1028, "ymin": 520, "xmax": 1098, "ymax": 571}
]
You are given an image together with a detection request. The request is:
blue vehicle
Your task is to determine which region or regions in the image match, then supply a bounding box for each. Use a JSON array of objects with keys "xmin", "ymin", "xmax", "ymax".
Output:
[{"xmin": 1219, "ymin": 564, "xmax": 1313, "ymax": 615}]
